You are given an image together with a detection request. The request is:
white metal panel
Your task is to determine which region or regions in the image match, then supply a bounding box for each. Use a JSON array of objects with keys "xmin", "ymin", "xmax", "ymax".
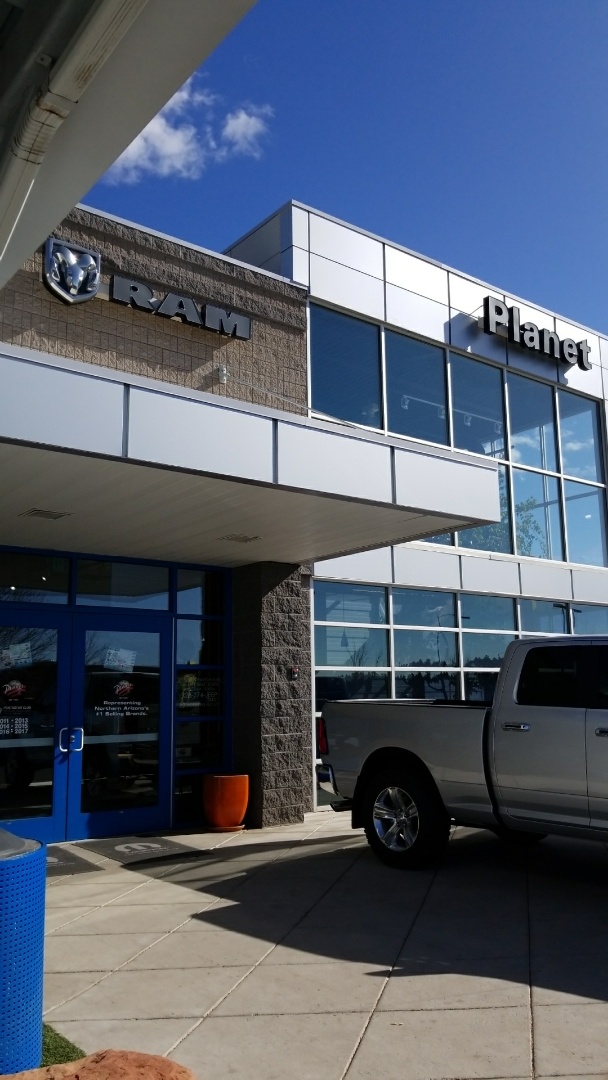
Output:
[
  {"xmin": 507, "ymin": 345, "xmax": 559, "ymax": 381},
  {"xmin": 292, "ymin": 207, "xmax": 309, "ymax": 250},
  {"xmin": 277, "ymin": 424, "xmax": 392, "ymax": 502},
  {"xmin": 393, "ymin": 545, "xmax": 461, "ymax": 589},
  {"xmin": 460, "ymin": 554, "xmax": 520, "ymax": 596},
  {"xmin": 385, "ymin": 284, "xmax": 449, "ymax": 343},
  {"xmin": 519, "ymin": 560, "xmax": 573, "ymax": 600},
  {"xmin": 571, "ymin": 568, "xmax": 608, "ymax": 604},
  {"xmin": 600, "ymin": 338, "xmax": 608, "ymax": 369},
  {"xmin": 313, "ymin": 548, "xmax": 393, "ymax": 584},
  {"xmin": 227, "ymin": 215, "xmax": 282, "ymax": 267},
  {"xmin": 128, "ymin": 390, "xmax": 274, "ymax": 482},
  {"xmin": 394, "ymin": 448, "xmax": 500, "ymax": 521},
  {"xmin": 505, "ymin": 298, "xmax": 555, "ymax": 335},
  {"xmin": 0, "ymin": 356, "xmax": 123, "ymax": 455},
  {"xmin": 449, "ymin": 276, "xmax": 500, "ymax": 318},
  {"xmin": 290, "ymin": 247, "xmax": 310, "ymax": 286},
  {"xmin": 555, "ymin": 319, "xmax": 600, "ymax": 368},
  {"xmin": 309, "ymin": 254, "xmax": 385, "ymax": 320},
  {"xmin": 384, "ymin": 246, "xmax": 449, "ymax": 304},
  {"xmin": 309, "ymin": 214, "xmax": 384, "ymax": 278},
  {"xmin": 450, "ymin": 311, "xmax": 508, "ymax": 363},
  {"xmin": 558, "ymin": 357, "xmax": 603, "ymax": 398}
]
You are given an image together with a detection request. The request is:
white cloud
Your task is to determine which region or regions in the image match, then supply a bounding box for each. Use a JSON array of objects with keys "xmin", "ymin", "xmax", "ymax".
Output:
[{"xmin": 105, "ymin": 77, "xmax": 273, "ymax": 185}]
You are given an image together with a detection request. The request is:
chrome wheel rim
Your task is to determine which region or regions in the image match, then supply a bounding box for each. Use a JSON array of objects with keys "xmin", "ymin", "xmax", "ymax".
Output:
[{"xmin": 372, "ymin": 785, "xmax": 419, "ymax": 851}]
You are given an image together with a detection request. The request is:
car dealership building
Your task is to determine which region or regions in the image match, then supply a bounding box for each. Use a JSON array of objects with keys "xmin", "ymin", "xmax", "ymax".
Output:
[{"xmin": 1, "ymin": 198, "xmax": 606, "ymax": 843}]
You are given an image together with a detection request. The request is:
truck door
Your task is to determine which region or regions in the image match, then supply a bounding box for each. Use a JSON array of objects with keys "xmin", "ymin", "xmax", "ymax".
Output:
[
  {"xmin": 492, "ymin": 643, "xmax": 589, "ymax": 826},
  {"xmin": 586, "ymin": 644, "xmax": 608, "ymax": 828}
]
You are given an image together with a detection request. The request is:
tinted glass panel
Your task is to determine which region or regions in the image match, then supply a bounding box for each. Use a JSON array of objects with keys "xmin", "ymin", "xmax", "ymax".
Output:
[
  {"xmin": 392, "ymin": 589, "xmax": 455, "ymax": 627},
  {"xmin": 176, "ymin": 621, "xmax": 223, "ymax": 666},
  {"xmin": 458, "ymin": 465, "xmax": 512, "ymax": 553},
  {"xmin": 591, "ymin": 646, "xmax": 608, "ymax": 708},
  {"xmin": 513, "ymin": 469, "xmax": 563, "ymax": 560},
  {"xmin": 462, "ymin": 633, "xmax": 514, "ymax": 667},
  {"xmin": 314, "ymin": 582, "xmax": 387, "ymax": 623},
  {"xmin": 315, "ymin": 670, "xmax": 390, "ymax": 710},
  {"xmin": 451, "ymin": 354, "xmax": 505, "ymax": 458},
  {"xmin": 385, "ymin": 332, "xmax": 448, "ymax": 444},
  {"xmin": 314, "ymin": 626, "xmax": 388, "ymax": 667},
  {"xmin": 517, "ymin": 646, "xmax": 585, "ymax": 707},
  {"xmin": 310, "ymin": 305, "xmax": 381, "ymax": 428},
  {"xmin": 395, "ymin": 672, "xmax": 458, "ymax": 700},
  {"xmin": 507, "ymin": 374, "xmax": 557, "ymax": 471},
  {"xmin": 0, "ymin": 553, "xmax": 69, "ymax": 604},
  {"xmin": 175, "ymin": 721, "xmax": 223, "ymax": 770},
  {"xmin": 520, "ymin": 599, "xmax": 568, "ymax": 634},
  {"xmin": 572, "ymin": 605, "xmax": 608, "ymax": 635},
  {"xmin": 176, "ymin": 570, "xmax": 223, "ymax": 615},
  {"xmin": 460, "ymin": 594, "xmax": 515, "ymax": 631},
  {"xmin": 425, "ymin": 532, "xmax": 454, "ymax": 546},
  {"xmin": 176, "ymin": 670, "xmax": 223, "ymax": 717},
  {"xmin": 564, "ymin": 481, "xmax": 607, "ymax": 566},
  {"xmin": 77, "ymin": 561, "xmax": 169, "ymax": 609},
  {"xmin": 464, "ymin": 671, "xmax": 498, "ymax": 702},
  {"xmin": 394, "ymin": 629, "xmax": 458, "ymax": 667},
  {"xmin": 558, "ymin": 391, "xmax": 603, "ymax": 482}
]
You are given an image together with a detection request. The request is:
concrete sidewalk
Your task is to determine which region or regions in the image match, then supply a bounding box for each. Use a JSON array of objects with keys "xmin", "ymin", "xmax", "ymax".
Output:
[{"xmin": 44, "ymin": 815, "xmax": 608, "ymax": 1080}]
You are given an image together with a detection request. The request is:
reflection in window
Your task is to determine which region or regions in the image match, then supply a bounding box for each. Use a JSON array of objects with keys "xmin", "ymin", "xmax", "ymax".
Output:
[
  {"xmin": 572, "ymin": 604, "xmax": 608, "ymax": 635},
  {"xmin": 394, "ymin": 629, "xmax": 458, "ymax": 667},
  {"xmin": 176, "ymin": 570, "xmax": 223, "ymax": 615},
  {"xmin": 310, "ymin": 305, "xmax": 382, "ymax": 428},
  {"xmin": 564, "ymin": 481, "xmax": 607, "ymax": 566},
  {"xmin": 461, "ymin": 633, "xmax": 515, "ymax": 667},
  {"xmin": 175, "ymin": 721, "xmax": 223, "ymax": 770},
  {"xmin": 315, "ymin": 670, "xmax": 389, "ymax": 710},
  {"xmin": 520, "ymin": 599, "xmax": 568, "ymax": 634},
  {"xmin": 314, "ymin": 626, "xmax": 388, "ymax": 667},
  {"xmin": 458, "ymin": 465, "xmax": 512, "ymax": 554},
  {"xmin": 0, "ymin": 553, "xmax": 69, "ymax": 604},
  {"xmin": 77, "ymin": 561, "xmax": 169, "ymax": 609},
  {"xmin": 425, "ymin": 532, "xmax": 454, "ymax": 546},
  {"xmin": 464, "ymin": 672, "xmax": 498, "ymax": 702},
  {"xmin": 558, "ymin": 391, "xmax": 603, "ymax": 482},
  {"xmin": 313, "ymin": 582, "xmax": 387, "ymax": 624},
  {"xmin": 450, "ymin": 354, "xmax": 505, "ymax": 458},
  {"xmin": 176, "ymin": 621, "xmax": 223, "ymax": 666},
  {"xmin": 461, "ymin": 594, "xmax": 515, "ymax": 631},
  {"xmin": 385, "ymin": 332, "xmax": 448, "ymax": 444},
  {"xmin": 392, "ymin": 589, "xmax": 456, "ymax": 627},
  {"xmin": 507, "ymin": 374, "xmax": 557, "ymax": 471},
  {"xmin": 513, "ymin": 469, "xmax": 563, "ymax": 560},
  {"xmin": 395, "ymin": 672, "xmax": 458, "ymax": 700}
]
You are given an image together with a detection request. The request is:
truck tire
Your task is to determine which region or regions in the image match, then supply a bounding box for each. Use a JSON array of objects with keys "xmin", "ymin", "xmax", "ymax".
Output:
[{"xmin": 361, "ymin": 767, "xmax": 449, "ymax": 869}]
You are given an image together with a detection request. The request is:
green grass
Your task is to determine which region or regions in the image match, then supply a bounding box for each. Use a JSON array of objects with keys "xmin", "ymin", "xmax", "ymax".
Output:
[{"xmin": 41, "ymin": 1024, "xmax": 85, "ymax": 1067}]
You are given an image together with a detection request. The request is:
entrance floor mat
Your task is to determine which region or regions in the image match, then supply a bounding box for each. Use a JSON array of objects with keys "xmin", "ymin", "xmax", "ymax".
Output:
[
  {"xmin": 47, "ymin": 846, "xmax": 103, "ymax": 877},
  {"xmin": 79, "ymin": 835, "xmax": 201, "ymax": 865}
]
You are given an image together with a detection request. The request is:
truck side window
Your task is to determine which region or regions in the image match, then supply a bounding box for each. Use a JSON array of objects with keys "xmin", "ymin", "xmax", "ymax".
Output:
[
  {"xmin": 590, "ymin": 646, "xmax": 608, "ymax": 709},
  {"xmin": 516, "ymin": 647, "xmax": 585, "ymax": 708}
]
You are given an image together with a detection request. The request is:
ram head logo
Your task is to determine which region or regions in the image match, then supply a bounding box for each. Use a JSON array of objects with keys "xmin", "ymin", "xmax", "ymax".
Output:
[{"xmin": 43, "ymin": 238, "xmax": 101, "ymax": 304}]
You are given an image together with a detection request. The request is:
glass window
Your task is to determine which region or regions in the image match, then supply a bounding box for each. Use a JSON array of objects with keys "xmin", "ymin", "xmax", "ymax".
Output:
[
  {"xmin": 310, "ymin": 305, "xmax": 382, "ymax": 428},
  {"xmin": 175, "ymin": 721, "xmax": 223, "ymax": 770},
  {"xmin": 314, "ymin": 626, "xmax": 388, "ymax": 667},
  {"xmin": 176, "ymin": 570, "xmax": 223, "ymax": 615},
  {"xmin": 176, "ymin": 621, "xmax": 223, "ymax": 666},
  {"xmin": 460, "ymin": 594, "xmax": 515, "ymax": 631},
  {"xmin": 394, "ymin": 629, "xmax": 458, "ymax": 667},
  {"xmin": 461, "ymin": 633, "xmax": 515, "ymax": 667},
  {"xmin": 507, "ymin": 374, "xmax": 557, "ymax": 471},
  {"xmin": 513, "ymin": 469, "xmax": 563, "ymax": 560},
  {"xmin": 77, "ymin": 561, "xmax": 169, "ymax": 609},
  {"xmin": 0, "ymin": 553, "xmax": 69, "ymax": 604},
  {"xmin": 450, "ymin": 354, "xmax": 505, "ymax": 458},
  {"xmin": 558, "ymin": 391, "xmax": 603, "ymax": 482},
  {"xmin": 176, "ymin": 670, "xmax": 223, "ymax": 717},
  {"xmin": 315, "ymin": 670, "xmax": 390, "ymax": 711},
  {"xmin": 520, "ymin": 599, "xmax": 568, "ymax": 634},
  {"xmin": 564, "ymin": 481, "xmax": 607, "ymax": 566},
  {"xmin": 464, "ymin": 671, "xmax": 498, "ymax": 702},
  {"xmin": 314, "ymin": 582, "xmax": 387, "ymax": 624},
  {"xmin": 392, "ymin": 589, "xmax": 456, "ymax": 627},
  {"xmin": 517, "ymin": 645, "xmax": 585, "ymax": 708},
  {"xmin": 458, "ymin": 465, "xmax": 512, "ymax": 554},
  {"xmin": 572, "ymin": 605, "xmax": 608, "ymax": 635},
  {"xmin": 385, "ymin": 332, "xmax": 448, "ymax": 444},
  {"xmin": 425, "ymin": 532, "xmax": 454, "ymax": 546},
  {"xmin": 395, "ymin": 672, "xmax": 458, "ymax": 700}
]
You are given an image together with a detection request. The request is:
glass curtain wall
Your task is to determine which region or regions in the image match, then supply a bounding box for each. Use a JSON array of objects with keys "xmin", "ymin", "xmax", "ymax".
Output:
[{"xmin": 309, "ymin": 304, "xmax": 608, "ymax": 567}]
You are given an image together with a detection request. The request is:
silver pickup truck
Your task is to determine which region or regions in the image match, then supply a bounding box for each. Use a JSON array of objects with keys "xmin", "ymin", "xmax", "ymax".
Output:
[{"xmin": 317, "ymin": 636, "xmax": 608, "ymax": 868}]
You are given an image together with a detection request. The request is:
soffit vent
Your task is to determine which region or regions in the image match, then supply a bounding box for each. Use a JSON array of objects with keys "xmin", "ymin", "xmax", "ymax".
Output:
[
  {"xmin": 217, "ymin": 533, "xmax": 261, "ymax": 544},
  {"xmin": 19, "ymin": 508, "xmax": 72, "ymax": 520}
]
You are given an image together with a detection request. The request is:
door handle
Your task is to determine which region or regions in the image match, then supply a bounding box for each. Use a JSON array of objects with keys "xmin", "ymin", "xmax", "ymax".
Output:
[
  {"xmin": 70, "ymin": 728, "xmax": 84, "ymax": 752},
  {"xmin": 595, "ymin": 728, "xmax": 608, "ymax": 737},
  {"xmin": 501, "ymin": 722, "xmax": 531, "ymax": 732},
  {"xmin": 58, "ymin": 727, "xmax": 68, "ymax": 753}
]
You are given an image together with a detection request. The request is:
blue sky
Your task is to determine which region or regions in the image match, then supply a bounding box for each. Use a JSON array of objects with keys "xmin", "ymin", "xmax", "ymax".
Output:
[{"xmin": 85, "ymin": 0, "xmax": 608, "ymax": 334}]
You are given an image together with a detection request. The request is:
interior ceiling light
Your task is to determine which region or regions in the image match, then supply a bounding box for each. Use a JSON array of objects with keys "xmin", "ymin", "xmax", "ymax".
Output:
[
  {"xmin": 218, "ymin": 534, "xmax": 261, "ymax": 544},
  {"xmin": 19, "ymin": 508, "xmax": 72, "ymax": 520}
]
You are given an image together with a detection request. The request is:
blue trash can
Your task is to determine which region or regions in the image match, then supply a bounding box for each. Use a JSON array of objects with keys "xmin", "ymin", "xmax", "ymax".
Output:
[{"xmin": 0, "ymin": 829, "xmax": 46, "ymax": 1074}]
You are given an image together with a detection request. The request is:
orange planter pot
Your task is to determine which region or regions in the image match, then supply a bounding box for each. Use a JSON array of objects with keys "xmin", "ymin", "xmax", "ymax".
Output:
[{"xmin": 203, "ymin": 774, "xmax": 249, "ymax": 831}]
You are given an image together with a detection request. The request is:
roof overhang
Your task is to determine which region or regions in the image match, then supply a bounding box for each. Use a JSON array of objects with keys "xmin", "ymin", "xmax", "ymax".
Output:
[{"xmin": 0, "ymin": 344, "xmax": 501, "ymax": 566}]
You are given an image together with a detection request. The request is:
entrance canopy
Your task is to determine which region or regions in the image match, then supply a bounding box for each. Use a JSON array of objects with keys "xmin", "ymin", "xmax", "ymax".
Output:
[{"xmin": 0, "ymin": 346, "xmax": 500, "ymax": 566}]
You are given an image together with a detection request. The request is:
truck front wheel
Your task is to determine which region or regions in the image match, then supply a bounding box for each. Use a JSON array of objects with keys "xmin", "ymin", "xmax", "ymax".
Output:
[{"xmin": 361, "ymin": 768, "xmax": 449, "ymax": 869}]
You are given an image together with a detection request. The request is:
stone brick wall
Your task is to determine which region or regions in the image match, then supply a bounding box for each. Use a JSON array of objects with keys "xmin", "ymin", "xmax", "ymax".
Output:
[
  {"xmin": 0, "ymin": 207, "xmax": 308, "ymax": 414},
  {"xmin": 232, "ymin": 563, "xmax": 313, "ymax": 826}
]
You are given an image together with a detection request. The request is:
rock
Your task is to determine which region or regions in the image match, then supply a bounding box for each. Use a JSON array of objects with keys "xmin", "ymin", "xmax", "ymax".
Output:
[{"xmin": 7, "ymin": 1049, "xmax": 197, "ymax": 1080}]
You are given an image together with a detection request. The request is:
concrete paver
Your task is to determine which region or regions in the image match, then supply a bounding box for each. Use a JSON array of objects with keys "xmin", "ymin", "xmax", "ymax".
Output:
[{"xmin": 44, "ymin": 816, "xmax": 608, "ymax": 1078}]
